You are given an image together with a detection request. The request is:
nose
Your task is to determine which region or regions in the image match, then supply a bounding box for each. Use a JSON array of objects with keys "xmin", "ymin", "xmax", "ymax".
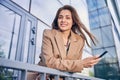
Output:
[{"xmin": 61, "ymin": 17, "xmax": 66, "ymax": 22}]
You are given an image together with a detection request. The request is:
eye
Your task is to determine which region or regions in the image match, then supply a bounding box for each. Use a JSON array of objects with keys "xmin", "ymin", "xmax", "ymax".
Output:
[
  {"xmin": 58, "ymin": 15, "xmax": 63, "ymax": 19},
  {"xmin": 66, "ymin": 15, "xmax": 71, "ymax": 19},
  {"xmin": 66, "ymin": 17, "xmax": 71, "ymax": 19}
]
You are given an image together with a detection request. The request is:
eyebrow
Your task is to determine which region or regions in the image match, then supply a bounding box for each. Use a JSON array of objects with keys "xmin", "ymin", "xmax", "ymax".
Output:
[{"xmin": 58, "ymin": 15, "xmax": 71, "ymax": 17}]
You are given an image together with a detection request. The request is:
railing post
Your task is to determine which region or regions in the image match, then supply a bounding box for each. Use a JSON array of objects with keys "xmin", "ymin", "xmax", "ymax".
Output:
[
  {"xmin": 40, "ymin": 73, "xmax": 46, "ymax": 80},
  {"xmin": 21, "ymin": 70, "xmax": 27, "ymax": 80},
  {"xmin": 65, "ymin": 77, "xmax": 74, "ymax": 80},
  {"xmin": 65, "ymin": 77, "xmax": 69, "ymax": 80},
  {"xmin": 55, "ymin": 75, "xmax": 59, "ymax": 80}
]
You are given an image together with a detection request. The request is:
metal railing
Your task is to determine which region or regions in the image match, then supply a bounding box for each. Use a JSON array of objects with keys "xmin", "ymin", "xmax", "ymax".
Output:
[{"xmin": 0, "ymin": 58, "xmax": 104, "ymax": 80}]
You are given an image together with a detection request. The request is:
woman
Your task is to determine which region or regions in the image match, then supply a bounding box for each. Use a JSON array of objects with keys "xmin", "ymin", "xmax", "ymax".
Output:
[
  {"xmin": 38, "ymin": 5, "xmax": 100, "ymax": 72},
  {"xmin": 27, "ymin": 5, "xmax": 100, "ymax": 80}
]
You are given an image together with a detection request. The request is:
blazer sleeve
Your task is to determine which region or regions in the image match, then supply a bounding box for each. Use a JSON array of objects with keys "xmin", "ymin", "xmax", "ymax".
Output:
[{"xmin": 40, "ymin": 29, "xmax": 84, "ymax": 72}]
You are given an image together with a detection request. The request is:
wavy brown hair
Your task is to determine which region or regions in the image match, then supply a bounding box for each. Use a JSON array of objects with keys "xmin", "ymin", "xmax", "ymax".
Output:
[{"xmin": 52, "ymin": 5, "xmax": 97, "ymax": 47}]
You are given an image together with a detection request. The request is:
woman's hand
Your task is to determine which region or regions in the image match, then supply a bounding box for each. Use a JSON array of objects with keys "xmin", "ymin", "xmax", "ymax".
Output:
[{"xmin": 82, "ymin": 56, "xmax": 100, "ymax": 68}]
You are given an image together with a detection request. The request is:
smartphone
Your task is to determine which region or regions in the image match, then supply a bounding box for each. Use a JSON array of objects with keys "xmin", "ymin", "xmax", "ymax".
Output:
[{"xmin": 98, "ymin": 51, "xmax": 108, "ymax": 58}]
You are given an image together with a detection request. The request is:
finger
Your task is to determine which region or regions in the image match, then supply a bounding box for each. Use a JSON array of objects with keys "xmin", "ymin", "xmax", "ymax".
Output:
[
  {"xmin": 90, "ymin": 59, "xmax": 101, "ymax": 65},
  {"xmin": 93, "ymin": 56, "xmax": 99, "ymax": 59}
]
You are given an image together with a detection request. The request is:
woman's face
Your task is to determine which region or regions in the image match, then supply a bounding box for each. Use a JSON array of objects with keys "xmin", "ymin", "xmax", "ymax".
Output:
[{"xmin": 57, "ymin": 10, "xmax": 73, "ymax": 32}]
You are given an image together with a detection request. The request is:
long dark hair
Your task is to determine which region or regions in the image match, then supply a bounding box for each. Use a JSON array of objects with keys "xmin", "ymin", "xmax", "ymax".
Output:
[{"xmin": 52, "ymin": 5, "xmax": 97, "ymax": 47}]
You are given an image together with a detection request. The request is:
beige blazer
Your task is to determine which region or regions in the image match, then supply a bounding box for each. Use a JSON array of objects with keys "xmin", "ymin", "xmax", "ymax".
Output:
[{"xmin": 39, "ymin": 29, "xmax": 85, "ymax": 72}]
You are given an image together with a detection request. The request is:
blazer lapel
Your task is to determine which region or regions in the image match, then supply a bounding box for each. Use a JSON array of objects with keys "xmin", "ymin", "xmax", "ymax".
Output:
[
  {"xmin": 54, "ymin": 31, "xmax": 66, "ymax": 59},
  {"xmin": 67, "ymin": 31, "xmax": 81, "ymax": 58}
]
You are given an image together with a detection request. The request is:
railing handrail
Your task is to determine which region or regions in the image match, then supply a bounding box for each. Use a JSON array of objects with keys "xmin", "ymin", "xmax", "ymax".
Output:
[{"xmin": 0, "ymin": 58, "xmax": 104, "ymax": 80}]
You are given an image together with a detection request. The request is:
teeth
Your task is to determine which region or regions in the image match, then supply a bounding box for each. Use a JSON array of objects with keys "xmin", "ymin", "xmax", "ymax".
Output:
[
  {"xmin": 61, "ymin": 24, "xmax": 66, "ymax": 25},
  {"xmin": 61, "ymin": 25, "xmax": 66, "ymax": 26}
]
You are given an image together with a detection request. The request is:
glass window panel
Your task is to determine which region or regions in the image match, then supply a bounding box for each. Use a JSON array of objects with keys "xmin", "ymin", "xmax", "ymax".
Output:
[
  {"xmin": 104, "ymin": 63, "xmax": 119, "ymax": 77},
  {"xmin": 10, "ymin": 14, "xmax": 21, "ymax": 60},
  {"xmin": 87, "ymin": 0, "xmax": 106, "ymax": 11},
  {"xmin": 99, "ymin": 8, "xmax": 111, "ymax": 26},
  {"xmin": 0, "ymin": 5, "xmax": 20, "ymax": 59},
  {"xmin": 116, "ymin": 0, "xmax": 120, "ymax": 14},
  {"xmin": 95, "ymin": 63, "xmax": 119, "ymax": 79},
  {"xmin": 101, "ymin": 26, "xmax": 114, "ymax": 47},
  {"xmin": 91, "ymin": 29, "xmax": 103, "ymax": 49},
  {"xmin": 23, "ymin": 20, "xmax": 31, "ymax": 63},
  {"xmin": 93, "ymin": 48, "xmax": 107, "ymax": 64},
  {"xmin": 0, "ymin": 68, "xmax": 14, "ymax": 80},
  {"xmin": 93, "ymin": 48, "xmax": 104, "ymax": 56},
  {"xmin": 96, "ymin": 0, "xmax": 106, "ymax": 9},
  {"xmin": 0, "ymin": 30, "xmax": 11, "ymax": 59},
  {"xmin": 31, "ymin": 0, "xmax": 62, "ymax": 25},
  {"xmin": 95, "ymin": 63, "xmax": 119, "ymax": 80},
  {"xmin": 109, "ymin": 63, "xmax": 120, "ymax": 73},
  {"xmin": 86, "ymin": 0, "xmax": 97, "ymax": 11},
  {"xmin": 93, "ymin": 47, "xmax": 117, "ymax": 64},
  {"xmin": 58, "ymin": 0, "xmax": 70, "ymax": 5},
  {"xmin": 104, "ymin": 47, "xmax": 117, "ymax": 63},
  {"xmin": 11, "ymin": 0, "xmax": 30, "ymax": 11},
  {"xmin": 35, "ymin": 21, "xmax": 50, "ymax": 64},
  {"xmin": 94, "ymin": 65, "xmax": 106, "ymax": 77},
  {"xmin": 89, "ymin": 11, "xmax": 99, "ymax": 29},
  {"xmin": 0, "ymin": 5, "xmax": 14, "ymax": 32}
]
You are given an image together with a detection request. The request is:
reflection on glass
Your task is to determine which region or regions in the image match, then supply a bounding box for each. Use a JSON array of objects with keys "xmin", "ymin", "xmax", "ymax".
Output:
[
  {"xmin": 87, "ymin": 0, "xmax": 106, "ymax": 11},
  {"xmin": 86, "ymin": 0, "xmax": 97, "ymax": 11},
  {"xmin": 0, "ymin": 30, "xmax": 10, "ymax": 58},
  {"xmin": 89, "ymin": 11, "xmax": 99, "ymax": 29},
  {"xmin": 96, "ymin": 0, "xmax": 106, "ymax": 9},
  {"xmin": 10, "ymin": 14, "xmax": 21, "ymax": 60},
  {"xmin": 95, "ymin": 63, "xmax": 119, "ymax": 79},
  {"xmin": 91, "ymin": 29, "xmax": 103, "ymax": 49},
  {"xmin": 87, "ymin": 0, "xmax": 119, "ymax": 79},
  {"xmin": 101, "ymin": 26, "xmax": 114, "ymax": 47},
  {"xmin": 99, "ymin": 8, "xmax": 111, "ymax": 26},
  {"xmin": 104, "ymin": 47, "xmax": 117, "ymax": 62},
  {"xmin": 93, "ymin": 47, "xmax": 117, "ymax": 64},
  {"xmin": 23, "ymin": 20, "xmax": 31, "ymax": 63},
  {"xmin": 11, "ymin": 0, "xmax": 30, "ymax": 11},
  {"xmin": 35, "ymin": 21, "xmax": 50, "ymax": 64},
  {"xmin": 93, "ymin": 48, "xmax": 104, "ymax": 56},
  {"xmin": 0, "ymin": 5, "xmax": 20, "ymax": 59},
  {"xmin": 31, "ymin": 0, "xmax": 62, "ymax": 25}
]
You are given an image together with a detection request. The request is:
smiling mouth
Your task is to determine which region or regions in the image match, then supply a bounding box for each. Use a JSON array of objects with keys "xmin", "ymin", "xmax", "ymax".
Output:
[{"xmin": 60, "ymin": 24, "xmax": 67, "ymax": 26}]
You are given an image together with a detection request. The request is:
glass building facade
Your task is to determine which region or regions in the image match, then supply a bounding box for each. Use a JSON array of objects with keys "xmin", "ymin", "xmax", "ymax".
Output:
[
  {"xmin": 86, "ymin": 0, "xmax": 120, "ymax": 79},
  {"xmin": 0, "ymin": 0, "xmax": 120, "ymax": 80}
]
